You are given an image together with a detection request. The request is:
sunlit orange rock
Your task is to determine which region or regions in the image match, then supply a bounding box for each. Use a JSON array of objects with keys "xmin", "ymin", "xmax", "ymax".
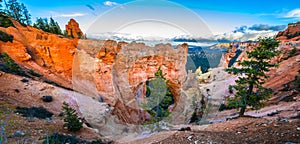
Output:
[
  {"xmin": 0, "ymin": 19, "xmax": 77, "ymax": 88},
  {"xmin": 65, "ymin": 19, "xmax": 83, "ymax": 39}
]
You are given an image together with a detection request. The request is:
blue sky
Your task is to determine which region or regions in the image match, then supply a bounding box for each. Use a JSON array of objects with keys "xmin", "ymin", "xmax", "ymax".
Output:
[{"xmin": 14, "ymin": 0, "xmax": 300, "ymax": 35}]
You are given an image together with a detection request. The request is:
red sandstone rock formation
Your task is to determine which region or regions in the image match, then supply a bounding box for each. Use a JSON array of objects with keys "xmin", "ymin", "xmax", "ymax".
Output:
[
  {"xmin": 218, "ymin": 42, "xmax": 258, "ymax": 68},
  {"xmin": 277, "ymin": 22, "xmax": 300, "ymax": 40},
  {"xmin": 0, "ymin": 18, "xmax": 189, "ymax": 125},
  {"xmin": 65, "ymin": 19, "xmax": 83, "ymax": 39},
  {"xmin": 218, "ymin": 44, "xmax": 237, "ymax": 68},
  {"xmin": 0, "ymin": 19, "xmax": 77, "ymax": 88},
  {"xmin": 75, "ymin": 41, "xmax": 189, "ymax": 124}
]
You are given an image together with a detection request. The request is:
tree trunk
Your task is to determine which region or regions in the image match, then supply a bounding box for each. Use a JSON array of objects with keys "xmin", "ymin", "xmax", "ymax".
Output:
[
  {"xmin": 239, "ymin": 107, "xmax": 246, "ymax": 116},
  {"xmin": 239, "ymin": 83, "xmax": 253, "ymax": 117}
]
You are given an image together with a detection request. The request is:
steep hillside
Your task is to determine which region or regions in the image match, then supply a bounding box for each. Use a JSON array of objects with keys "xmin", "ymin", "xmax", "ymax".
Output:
[
  {"xmin": 0, "ymin": 18, "xmax": 77, "ymax": 89},
  {"xmin": 277, "ymin": 21, "xmax": 300, "ymax": 41}
]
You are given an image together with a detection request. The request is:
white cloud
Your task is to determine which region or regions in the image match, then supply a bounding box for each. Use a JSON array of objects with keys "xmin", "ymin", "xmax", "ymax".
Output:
[
  {"xmin": 215, "ymin": 30, "xmax": 277, "ymax": 42},
  {"xmin": 88, "ymin": 30, "xmax": 278, "ymax": 43},
  {"xmin": 103, "ymin": 1, "xmax": 118, "ymax": 6},
  {"xmin": 285, "ymin": 8, "xmax": 300, "ymax": 19},
  {"xmin": 59, "ymin": 13, "xmax": 85, "ymax": 18},
  {"xmin": 51, "ymin": 12, "xmax": 85, "ymax": 18}
]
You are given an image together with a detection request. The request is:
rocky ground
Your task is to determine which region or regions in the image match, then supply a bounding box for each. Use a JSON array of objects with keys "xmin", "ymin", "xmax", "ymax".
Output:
[
  {"xmin": 154, "ymin": 117, "xmax": 300, "ymax": 144},
  {"xmin": 0, "ymin": 60, "xmax": 299, "ymax": 143},
  {"xmin": 0, "ymin": 71, "xmax": 109, "ymax": 143}
]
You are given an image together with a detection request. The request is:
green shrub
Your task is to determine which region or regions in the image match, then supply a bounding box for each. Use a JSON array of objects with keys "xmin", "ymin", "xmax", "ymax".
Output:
[
  {"xmin": 189, "ymin": 95, "xmax": 206, "ymax": 124},
  {"xmin": 288, "ymin": 47, "xmax": 297, "ymax": 57},
  {"xmin": 218, "ymin": 103, "xmax": 234, "ymax": 111},
  {"xmin": 90, "ymin": 140, "xmax": 112, "ymax": 144},
  {"xmin": 15, "ymin": 106, "xmax": 53, "ymax": 119},
  {"xmin": 0, "ymin": 14, "xmax": 14, "ymax": 28},
  {"xmin": 28, "ymin": 69, "xmax": 41, "ymax": 77},
  {"xmin": 62, "ymin": 102, "xmax": 83, "ymax": 132},
  {"xmin": 42, "ymin": 133, "xmax": 111, "ymax": 144},
  {"xmin": 287, "ymin": 31, "xmax": 300, "ymax": 39},
  {"xmin": 283, "ymin": 47, "xmax": 297, "ymax": 60},
  {"xmin": 0, "ymin": 53, "xmax": 20, "ymax": 74},
  {"xmin": 0, "ymin": 30, "xmax": 13, "ymax": 42},
  {"xmin": 43, "ymin": 133, "xmax": 80, "ymax": 144}
]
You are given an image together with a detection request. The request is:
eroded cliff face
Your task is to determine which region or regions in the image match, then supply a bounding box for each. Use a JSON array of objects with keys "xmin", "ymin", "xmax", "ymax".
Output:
[
  {"xmin": 0, "ymin": 19, "xmax": 191, "ymax": 130},
  {"xmin": 277, "ymin": 22, "xmax": 300, "ymax": 41},
  {"xmin": 74, "ymin": 40, "xmax": 189, "ymax": 124},
  {"xmin": 218, "ymin": 45, "xmax": 237, "ymax": 68},
  {"xmin": 0, "ymin": 19, "xmax": 77, "ymax": 88},
  {"xmin": 218, "ymin": 42, "xmax": 258, "ymax": 68}
]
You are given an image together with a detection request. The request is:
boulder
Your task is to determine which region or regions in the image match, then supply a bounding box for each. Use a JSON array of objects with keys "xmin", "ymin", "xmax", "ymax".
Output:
[{"xmin": 42, "ymin": 95, "xmax": 53, "ymax": 102}]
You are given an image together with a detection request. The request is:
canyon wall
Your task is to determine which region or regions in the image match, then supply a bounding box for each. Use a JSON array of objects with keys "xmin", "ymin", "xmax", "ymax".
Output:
[
  {"xmin": 277, "ymin": 22, "xmax": 300, "ymax": 41},
  {"xmin": 218, "ymin": 44, "xmax": 237, "ymax": 68},
  {"xmin": 0, "ymin": 19, "xmax": 190, "ymax": 125},
  {"xmin": 218, "ymin": 42, "xmax": 256, "ymax": 68},
  {"xmin": 0, "ymin": 19, "xmax": 76, "ymax": 88}
]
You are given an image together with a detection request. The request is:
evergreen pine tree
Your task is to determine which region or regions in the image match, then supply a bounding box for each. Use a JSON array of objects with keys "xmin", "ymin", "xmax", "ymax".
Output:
[
  {"xmin": 34, "ymin": 17, "xmax": 62, "ymax": 34},
  {"xmin": 62, "ymin": 102, "xmax": 83, "ymax": 132},
  {"xmin": 43, "ymin": 18, "xmax": 50, "ymax": 32},
  {"xmin": 35, "ymin": 18, "xmax": 46, "ymax": 30},
  {"xmin": 54, "ymin": 21, "xmax": 62, "ymax": 34},
  {"xmin": 226, "ymin": 37, "xmax": 281, "ymax": 116},
  {"xmin": 49, "ymin": 17, "xmax": 62, "ymax": 34},
  {"xmin": 0, "ymin": 0, "xmax": 3, "ymax": 12},
  {"xmin": 142, "ymin": 67, "xmax": 174, "ymax": 123},
  {"xmin": 49, "ymin": 17, "xmax": 56, "ymax": 33},
  {"xmin": 32, "ymin": 23, "xmax": 37, "ymax": 28},
  {"xmin": 63, "ymin": 30, "xmax": 68, "ymax": 37},
  {"xmin": 21, "ymin": 3, "xmax": 30, "ymax": 25},
  {"xmin": 5, "ymin": 0, "xmax": 31, "ymax": 25},
  {"xmin": 6, "ymin": 0, "xmax": 22, "ymax": 21}
]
